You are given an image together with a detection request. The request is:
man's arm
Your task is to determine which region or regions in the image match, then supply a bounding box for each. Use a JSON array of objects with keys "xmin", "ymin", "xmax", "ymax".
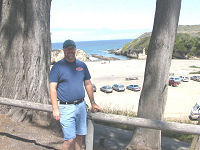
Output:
[
  {"xmin": 84, "ymin": 80, "xmax": 101, "ymax": 112},
  {"xmin": 49, "ymin": 82, "xmax": 60, "ymax": 120}
]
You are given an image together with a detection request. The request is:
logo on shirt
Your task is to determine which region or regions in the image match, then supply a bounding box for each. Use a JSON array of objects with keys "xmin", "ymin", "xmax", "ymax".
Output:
[{"xmin": 76, "ymin": 67, "xmax": 83, "ymax": 71}]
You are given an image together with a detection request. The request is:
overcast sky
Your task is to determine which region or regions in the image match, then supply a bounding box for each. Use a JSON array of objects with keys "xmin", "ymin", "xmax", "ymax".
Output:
[{"xmin": 50, "ymin": 0, "xmax": 200, "ymax": 42}]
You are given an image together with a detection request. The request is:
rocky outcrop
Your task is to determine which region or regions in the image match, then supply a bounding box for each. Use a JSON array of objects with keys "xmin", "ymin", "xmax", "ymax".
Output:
[
  {"xmin": 51, "ymin": 49, "xmax": 90, "ymax": 65},
  {"xmin": 51, "ymin": 50, "xmax": 64, "ymax": 64},
  {"xmin": 107, "ymin": 49, "xmax": 121, "ymax": 55},
  {"xmin": 91, "ymin": 54, "xmax": 120, "ymax": 61},
  {"xmin": 108, "ymin": 48, "xmax": 147, "ymax": 60},
  {"xmin": 76, "ymin": 49, "xmax": 91, "ymax": 62}
]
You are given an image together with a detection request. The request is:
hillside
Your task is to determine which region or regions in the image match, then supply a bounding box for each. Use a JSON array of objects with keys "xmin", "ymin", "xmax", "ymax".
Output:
[
  {"xmin": 120, "ymin": 25, "xmax": 200, "ymax": 59},
  {"xmin": 177, "ymin": 25, "xmax": 200, "ymax": 35}
]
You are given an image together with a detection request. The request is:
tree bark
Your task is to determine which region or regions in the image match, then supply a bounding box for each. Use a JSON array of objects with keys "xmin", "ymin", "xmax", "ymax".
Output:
[
  {"xmin": 0, "ymin": 0, "xmax": 51, "ymax": 125},
  {"xmin": 190, "ymin": 118, "xmax": 200, "ymax": 150},
  {"xmin": 126, "ymin": 0, "xmax": 181, "ymax": 149}
]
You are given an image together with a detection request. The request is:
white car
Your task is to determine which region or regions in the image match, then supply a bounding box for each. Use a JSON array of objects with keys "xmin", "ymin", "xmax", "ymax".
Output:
[
  {"xmin": 100, "ymin": 85, "xmax": 113, "ymax": 93},
  {"xmin": 112, "ymin": 84, "xmax": 125, "ymax": 92},
  {"xmin": 179, "ymin": 76, "xmax": 189, "ymax": 82},
  {"xmin": 189, "ymin": 101, "xmax": 200, "ymax": 121}
]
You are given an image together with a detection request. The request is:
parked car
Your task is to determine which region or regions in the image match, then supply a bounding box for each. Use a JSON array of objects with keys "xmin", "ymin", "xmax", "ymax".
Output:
[
  {"xmin": 182, "ymin": 76, "xmax": 189, "ymax": 82},
  {"xmin": 191, "ymin": 76, "xmax": 200, "ymax": 81},
  {"xmin": 189, "ymin": 101, "xmax": 200, "ymax": 121},
  {"xmin": 179, "ymin": 76, "xmax": 189, "ymax": 82},
  {"xmin": 100, "ymin": 85, "xmax": 113, "ymax": 93},
  {"xmin": 169, "ymin": 78, "xmax": 179, "ymax": 87},
  {"xmin": 125, "ymin": 76, "xmax": 138, "ymax": 80},
  {"xmin": 169, "ymin": 77, "xmax": 181, "ymax": 84},
  {"xmin": 195, "ymin": 76, "xmax": 200, "ymax": 81},
  {"xmin": 92, "ymin": 84, "xmax": 96, "ymax": 92},
  {"xmin": 112, "ymin": 84, "xmax": 125, "ymax": 92},
  {"xmin": 190, "ymin": 76, "xmax": 196, "ymax": 80},
  {"xmin": 126, "ymin": 85, "xmax": 141, "ymax": 91},
  {"xmin": 197, "ymin": 78, "xmax": 200, "ymax": 82}
]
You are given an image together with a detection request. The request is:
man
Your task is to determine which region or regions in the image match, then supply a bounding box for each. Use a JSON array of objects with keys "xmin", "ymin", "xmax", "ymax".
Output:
[{"xmin": 49, "ymin": 39, "xmax": 101, "ymax": 150}]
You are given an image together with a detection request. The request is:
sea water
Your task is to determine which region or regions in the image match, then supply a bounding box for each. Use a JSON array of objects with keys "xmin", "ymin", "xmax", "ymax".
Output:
[{"xmin": 52, "ymin": 39, "xmax": 133, "ymax": 60}]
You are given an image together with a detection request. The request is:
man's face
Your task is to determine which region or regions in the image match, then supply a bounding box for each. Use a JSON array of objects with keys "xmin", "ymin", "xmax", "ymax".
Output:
[{"xmin": 63, "ymin": 46, "xmax": 76, "ymax": 62}]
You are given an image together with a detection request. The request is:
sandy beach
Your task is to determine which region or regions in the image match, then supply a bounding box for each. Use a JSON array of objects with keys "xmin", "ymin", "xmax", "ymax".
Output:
[{"xmin": 84, "ymin": 59, "xmax": 200, "ymax": 120}]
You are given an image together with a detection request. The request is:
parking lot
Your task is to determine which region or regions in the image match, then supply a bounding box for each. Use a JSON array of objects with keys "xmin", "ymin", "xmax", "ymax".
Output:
[{"xmin": 85, "ymin": 59, "xmax": 200, "ymax": 120}]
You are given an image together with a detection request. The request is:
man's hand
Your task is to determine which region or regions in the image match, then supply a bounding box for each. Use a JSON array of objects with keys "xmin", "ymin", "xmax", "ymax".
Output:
[
  {"xmin": 91, "ymin": 103, "xmax": 101, "ymax": 112},
  {"xmin": 53, "ymin": 109, "xmax": 60, "ymax": 121},
  {"xmin": 84, "ymin": 80, "xmax": 101, "ymax": 112},
  {"xmin": 50, "ymin": 82, "xmax": 60, "ymax": 120}
]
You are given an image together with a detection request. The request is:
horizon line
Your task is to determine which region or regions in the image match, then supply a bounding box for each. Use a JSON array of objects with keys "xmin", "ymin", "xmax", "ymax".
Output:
[{"xmin": 52, "ymin": 38, "xmax": 134, "ymax": 43}]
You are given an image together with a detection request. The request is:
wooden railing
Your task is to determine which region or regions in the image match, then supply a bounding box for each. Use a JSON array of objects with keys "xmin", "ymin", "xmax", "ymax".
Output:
[{"xmin": 0, "ymin": 97, "xmax": 200, "ymax": 150}]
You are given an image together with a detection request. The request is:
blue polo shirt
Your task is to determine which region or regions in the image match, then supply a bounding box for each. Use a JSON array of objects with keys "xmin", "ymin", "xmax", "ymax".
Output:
[{"xmin": 49, "ymin": 58, "xmax": 91, "ymax": 102}]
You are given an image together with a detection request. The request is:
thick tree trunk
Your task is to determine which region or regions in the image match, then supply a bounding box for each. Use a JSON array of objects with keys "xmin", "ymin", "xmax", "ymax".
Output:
[
  {"xmin": 126, "ymin": 0, "xmax": 181, "ymax": 149},
  {"xmin": 190, "ymin": 118, "xmax": 200, "ymax": 150},
  {"xmin": 0, "ymin": 0, "xmax": 51, "ymax": 125}
]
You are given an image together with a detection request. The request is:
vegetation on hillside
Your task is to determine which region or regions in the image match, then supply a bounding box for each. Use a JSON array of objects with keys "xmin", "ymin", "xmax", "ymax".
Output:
[
  {"xmin": 121, "ymin": 25, "xmax": 200, "ymax": 59},
  {"xmin": 121, "ymin": 32, "xmax": 150, "ymax": 54},
  {"xmin": 177, "ymin": 25, "xmax": 200, "ymax": 35}
]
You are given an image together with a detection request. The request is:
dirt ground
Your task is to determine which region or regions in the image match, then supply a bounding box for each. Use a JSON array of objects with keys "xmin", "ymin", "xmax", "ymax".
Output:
[
  {"xmin": 0, "ymin": 114, "xmax": 191, "ymax": 150},
  {"xmin": 0, "ymin": 114, "xmax": 63, "ymax": 150}
]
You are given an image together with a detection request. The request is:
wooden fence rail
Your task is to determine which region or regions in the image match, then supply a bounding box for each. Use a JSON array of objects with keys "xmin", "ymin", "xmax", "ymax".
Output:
[
  {"xmin": 0, "ymin": 97, "xmax": 52, "ymax": 112},
  {"xmin": 0, "ymin": 97, "xmax": 200, "ymax": 150}
]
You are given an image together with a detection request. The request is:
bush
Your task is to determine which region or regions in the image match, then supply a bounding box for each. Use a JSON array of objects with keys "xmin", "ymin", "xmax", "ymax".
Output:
[{"xmin": 122, "ymin": 32, "xmax": 200, "ymax": 58}]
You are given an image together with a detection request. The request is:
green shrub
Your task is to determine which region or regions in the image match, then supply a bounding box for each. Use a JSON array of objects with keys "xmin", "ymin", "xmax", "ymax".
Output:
[
  {"xmin": 189, "ymin": 71, "xmax": 200, "ymax": 74},
  {"xmin": 190, "ymin": 65, "xmax": 200, "ymax": 68},
  {"xmin": 122, "ymin": 32, "xmax": 200, "ymax": 58}
]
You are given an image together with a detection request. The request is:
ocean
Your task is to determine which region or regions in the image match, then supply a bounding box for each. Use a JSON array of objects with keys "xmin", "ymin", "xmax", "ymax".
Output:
[{"xmin": 52, "ymin": 39, "xmax": 133, "ymax": 60}]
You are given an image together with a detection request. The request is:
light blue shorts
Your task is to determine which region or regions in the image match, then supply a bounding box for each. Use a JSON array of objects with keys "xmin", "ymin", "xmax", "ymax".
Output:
[{"xmin": 59, "ymin": 101, "xmax": 87, "ymax": 140}]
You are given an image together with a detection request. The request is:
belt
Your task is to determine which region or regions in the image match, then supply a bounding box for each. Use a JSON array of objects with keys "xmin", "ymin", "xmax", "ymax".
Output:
[{"xmin": 59, "ymin": 98, "xmax": 84, "ymax": 105}]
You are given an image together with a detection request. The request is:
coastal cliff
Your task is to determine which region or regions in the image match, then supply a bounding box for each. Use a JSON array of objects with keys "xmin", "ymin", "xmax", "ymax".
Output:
[{"xmin": 111, "ymin": 25, "xmax": 200, "ymax": 59}]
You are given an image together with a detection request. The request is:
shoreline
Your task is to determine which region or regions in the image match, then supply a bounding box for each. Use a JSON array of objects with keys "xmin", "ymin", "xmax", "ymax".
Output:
[{"xmin": 52, "ymin": 48, "xmax": 200, "ymax": 62}]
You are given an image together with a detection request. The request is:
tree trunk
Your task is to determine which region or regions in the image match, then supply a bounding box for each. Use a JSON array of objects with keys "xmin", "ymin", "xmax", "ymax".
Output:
[
  {"xmin": 190, "ymin": 118, "xmax": 200, "ymax": 150},
  {"xmin": 126, "ymin": 0, "xmax": 181, "ymax": 149},
  {"xmin": 0, "ymin": 0, "xmax": 51, "ymax": 125}
]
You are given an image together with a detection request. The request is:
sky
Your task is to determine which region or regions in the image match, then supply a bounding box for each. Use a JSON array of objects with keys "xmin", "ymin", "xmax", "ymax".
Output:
[{"xmin": 50, "ymin": 0, "xmax": 200, "ymax": 42}]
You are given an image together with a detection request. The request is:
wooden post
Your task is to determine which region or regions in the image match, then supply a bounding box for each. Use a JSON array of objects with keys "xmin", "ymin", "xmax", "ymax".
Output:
[
  {"xmin": 86, "ymin": 112, "xmax": 94, "ymax": 150},
  {"xmin": 190, "ymin": 118, "xmax": 200, "ymax": 149}
]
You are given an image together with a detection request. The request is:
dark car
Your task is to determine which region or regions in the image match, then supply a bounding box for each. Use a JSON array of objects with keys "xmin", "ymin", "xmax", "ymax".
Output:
[
  {"xmin": 169, "ymin": 78, "xmax": 179, "ymax": 87},
  {"xmin": 126, "ymin": 85, "xmax": 141, "ymax": 91},
  {"xmin": 100, "ymin": 85, "xmax": 113, "ymax": 93},
  {"xmin": 112, "ymin": 84, "xmax": 125, "ymax": 92},
  {"xmin": 92, "ymin": 84, "xmax": 96, "ymax": 92},
  {"xmin": 169, "ymin": 77, "xmax": 181, "ymax": 84},
  {"xmin": 191, "ymin": 76, "xmax": 200, "ymax": 81},
  {"xmin": 195, "ymin": 76, "xmax": 200, "ymax": 81}
]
